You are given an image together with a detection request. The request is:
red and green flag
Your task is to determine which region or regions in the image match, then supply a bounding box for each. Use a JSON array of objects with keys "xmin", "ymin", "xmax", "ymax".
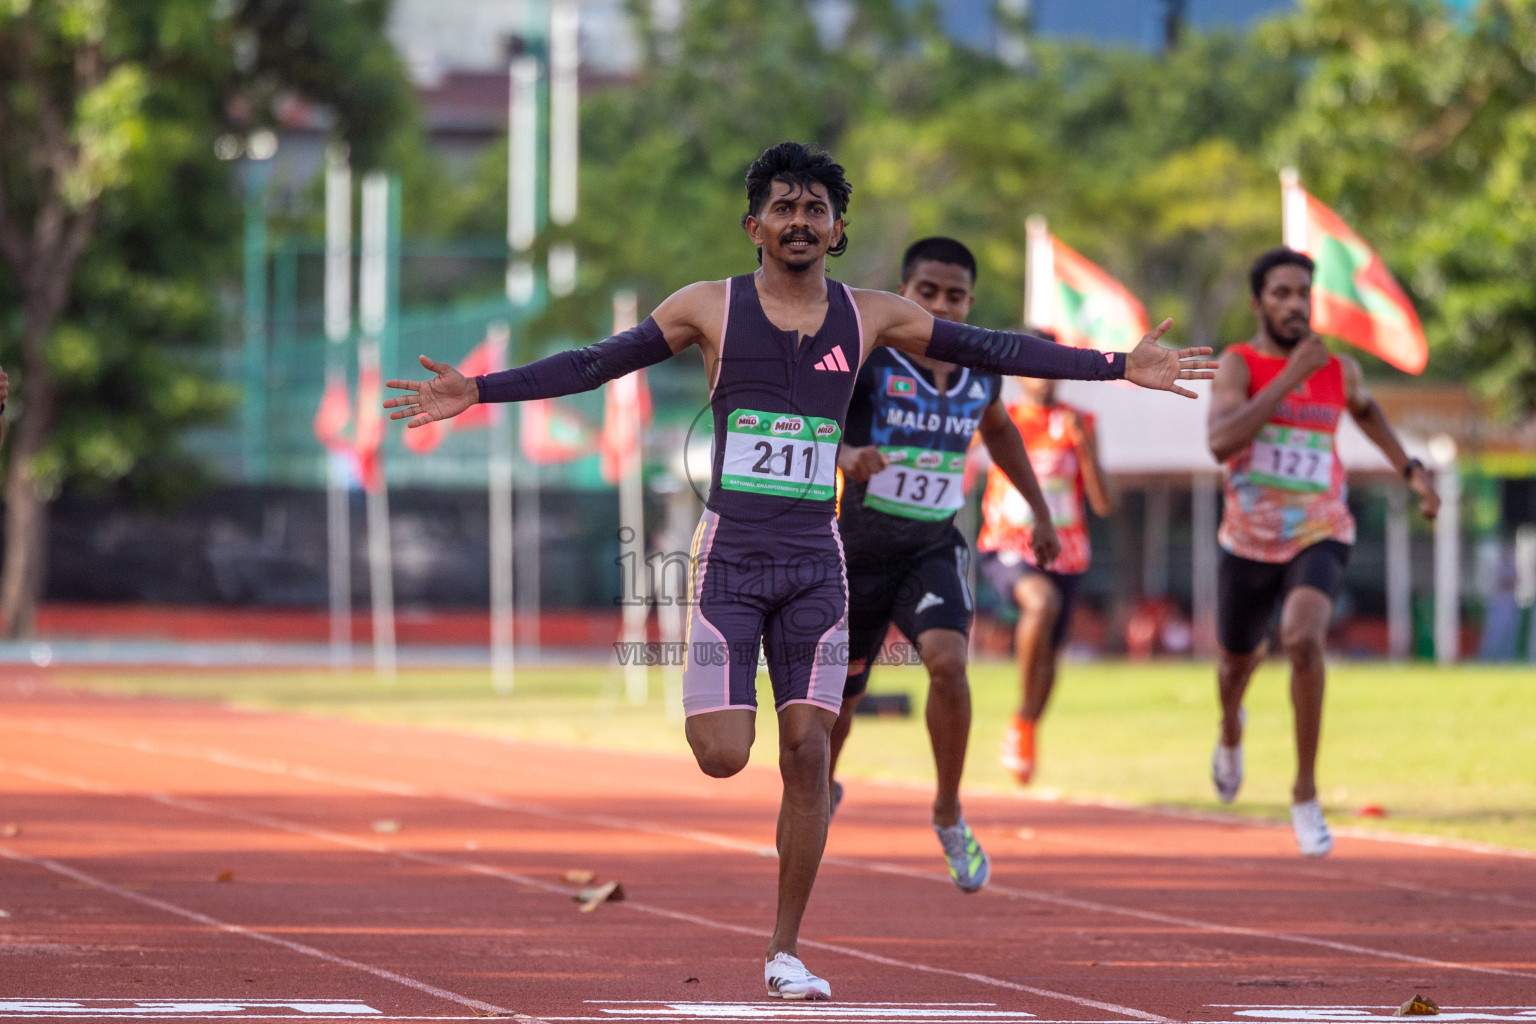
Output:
[
  {"xmin": 1024, "ymin": 216, "xmax": 1149, "ymax": 352},
  {"xmin": 521, "ymin": 398, "xmax": 597, "ymax": 465},
  {"xmin": 1281, "ymin": 170, "xmax": 1428, "ymax": 374}
]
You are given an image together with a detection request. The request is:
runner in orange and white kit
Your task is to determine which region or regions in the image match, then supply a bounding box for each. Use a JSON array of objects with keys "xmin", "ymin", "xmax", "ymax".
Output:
[
  {"xmin": 978, "ymin": 329, "xmax": 1115, "ymax": 785},
  {"xmin": 1208, "ymin": 247, "xmax": 1439, "ymax": 857}
]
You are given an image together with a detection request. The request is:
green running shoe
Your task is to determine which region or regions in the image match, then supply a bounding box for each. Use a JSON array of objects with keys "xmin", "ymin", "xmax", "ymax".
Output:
[{"xmin": 934, "ymin": 818, "xmax": 990, "ymax": 893}]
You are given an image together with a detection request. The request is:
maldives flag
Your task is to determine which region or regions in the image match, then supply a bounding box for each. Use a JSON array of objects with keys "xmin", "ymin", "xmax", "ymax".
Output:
[
  {"xmin": 1025, "ymin": 217, "xmax": 1149, "ymax": 353},
  {"xmin": 353, "ymin": 361, "xmax": 385, "ymax": 493},
  {"xmin": 521, "ymin": 399, "xmax": 597, "ymax": 465},
  {"xmin": 313, "ymin": 376, "xmax": 353, "ymax": 453},
  {"xmin": 1281, "ymin": 171, "xmax": 1428, "ymax": 374},
  {"xmin": 599, "ymin": 370, "xmax": 652, "ymax": 484}
]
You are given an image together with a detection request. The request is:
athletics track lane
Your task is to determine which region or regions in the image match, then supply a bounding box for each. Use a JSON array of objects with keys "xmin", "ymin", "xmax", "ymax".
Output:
[{"xmin": 0, "ymin": 673, "xmax": 1531, "ymax": 1023}]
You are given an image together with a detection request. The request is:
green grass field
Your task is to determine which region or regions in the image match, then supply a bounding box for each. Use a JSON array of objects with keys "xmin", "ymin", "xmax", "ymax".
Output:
[{"xmin": 66, "ymin": 659, "xmax": 1536, "ymax": 851}]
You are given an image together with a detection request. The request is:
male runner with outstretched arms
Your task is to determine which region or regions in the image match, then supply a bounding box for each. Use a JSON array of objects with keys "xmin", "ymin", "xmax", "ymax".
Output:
[
  {"xmin": 387, "ymin": 142, "xmax": 1214, "ymax": 1000},
  {"xmin": 830, "ymin": 236, "xmax": 1060, "ymax": 893},
  {"xmin": 977, "ymin": 330, "xmax": 1115, "ymax": 785},
  {"xmin": 1207, "ymin": 247, "xmax": 1438, "ymax": 857}
]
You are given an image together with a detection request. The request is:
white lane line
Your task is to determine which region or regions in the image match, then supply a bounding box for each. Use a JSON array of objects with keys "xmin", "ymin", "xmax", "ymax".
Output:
[
  {"xmin": 0, "ymin": 1000, "xmax": 379, "ymax": 1014},
  {"xmin": 0, "ymin": 758, "xmax": 1169, "ymax": 1024},
  {"xmin": 0, "ymin": 842, "xmax": 518, "ymax": 1018},
  {"xmin": 8, "ymin": 723, "xmax": 1533, "ymax": 983},
  {"xmin": 197, "ymin": 718, "xmax": 1536, "ymax": 911}
]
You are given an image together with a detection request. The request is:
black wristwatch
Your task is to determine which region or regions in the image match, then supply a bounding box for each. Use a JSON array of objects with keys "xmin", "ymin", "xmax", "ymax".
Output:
[{"xmin": 1402, "ymin": 457, "xmax": 1424, "ymax": 480}]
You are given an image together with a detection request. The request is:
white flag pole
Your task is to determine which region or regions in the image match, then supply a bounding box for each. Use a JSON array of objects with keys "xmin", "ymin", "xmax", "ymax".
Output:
[
  {"xmin": 323, "ymin": 147, "xmax": 353, "ymax": 671},
  {"xmin": 506, "ymin": 51, "xmax": 542, "ymax": 673},
  {"xmin": 486, "ymin": 324, "xmax": 515, "ymax": 694},
  {"xmin": 1280, "ymin": 167, "xmax": 1306, "ymax": 251},
  {"xmin": 613, "ymin": 290, "xmax": 648, "ymax": 705},
  {"xmin": 507, "ymin": 56, "xmax": 540, "ymax": 305},
  {"xmin": 1023, "ymin": 214, "xmax": 1053, "ymax": 330},
  {"xmin": 359, "ymin": 171, "xmax": 396, "ymax": 684},
  {"xmin": 548, "ymin": 0, "xmax": 579, "ymax": 298}
]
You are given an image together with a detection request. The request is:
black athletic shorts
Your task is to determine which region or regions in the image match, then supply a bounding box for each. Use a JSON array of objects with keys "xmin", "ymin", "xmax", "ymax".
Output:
[
  {"xmin": 979, "ymin": 550, "xmax": 1082, "ymax": 653},
  {"xmin": 842, "ymin": 528, "xmax": 974, "ymax": 699},
  {"xmin": 1217, "ymin": 539, "xmax": 1351, "ymax": 656}
]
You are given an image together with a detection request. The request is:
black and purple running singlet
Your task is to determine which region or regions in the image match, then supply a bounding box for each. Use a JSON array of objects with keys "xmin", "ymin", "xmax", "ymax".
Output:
[{"xmin": 681, "ymin": 274, "xmax": 862, "ymax": 717}]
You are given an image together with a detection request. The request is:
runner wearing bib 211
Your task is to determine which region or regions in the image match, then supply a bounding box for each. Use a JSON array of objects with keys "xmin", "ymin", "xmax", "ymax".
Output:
[
  {"xmin": 1207, "ymin": 247, "xmax": 1439, "ymax": 859},
  {"xmin": 384, "ymin": 142, "xmax": 1217, "ymax": 1002},
  {"xmin": 830, "ymin": 237, "xmax": 1062, "ymax": 895}
]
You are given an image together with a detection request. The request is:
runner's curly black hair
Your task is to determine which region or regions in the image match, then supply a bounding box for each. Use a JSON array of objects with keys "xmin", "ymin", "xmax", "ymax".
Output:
[{"xmin": 742, "ymin": 141, "xmax": 851, "ymax": 259}]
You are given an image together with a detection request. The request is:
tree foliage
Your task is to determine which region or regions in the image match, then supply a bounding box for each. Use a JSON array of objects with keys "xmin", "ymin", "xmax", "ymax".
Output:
[
  {"xmin": 0, "ymin": 0, "xmax": 412, "ymax": 633},
  {"xmin": 412, "ymin": 0, "xmax": 1526, "ymax": 424}
]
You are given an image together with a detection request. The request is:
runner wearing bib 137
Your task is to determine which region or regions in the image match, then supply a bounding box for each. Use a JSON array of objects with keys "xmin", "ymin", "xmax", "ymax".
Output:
[
  {"xmin": 831, "ymin": 237, "xmax": 1061, "ymax": 895},
  {"xmin": 1207, "ymin": 247, "xmax": 1440, "ymax": 859}
]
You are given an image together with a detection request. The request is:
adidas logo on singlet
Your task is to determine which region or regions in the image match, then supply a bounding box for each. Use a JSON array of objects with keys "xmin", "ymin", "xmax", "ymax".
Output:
[
  {"xmin": 915, "ymin": 593, "xmax": 944, "ymax": 614},
  {"xmin": 814, "ymin": 347, "xmax": 851, "ymax": 373},
  {"xmin": 968, "ymin": 381, "xmax": 986, "ymax": 399}
]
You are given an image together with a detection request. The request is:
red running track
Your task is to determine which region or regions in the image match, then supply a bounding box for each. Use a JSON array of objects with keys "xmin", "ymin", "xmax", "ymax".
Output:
[{"xmin": 0, "ymin": 672, "xmax": 1531, "ymax": 1023}]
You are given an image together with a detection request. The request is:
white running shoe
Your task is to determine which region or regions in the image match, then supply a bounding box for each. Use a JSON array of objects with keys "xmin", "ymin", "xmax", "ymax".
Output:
[
  {"xmin": 764, "ymin": 952, "xmax": 831, "ymax": 1000},
  {"xmin": 934, "ymin": 818, "xmax": 991, "ymax": 893},
  {"xmin": 1211, "ymin": 709, "xmax": 1245, "ymax": 804},
  {"xmin": 1290, "ymin": 798, "xmax": 1333, "ymax": 857}
]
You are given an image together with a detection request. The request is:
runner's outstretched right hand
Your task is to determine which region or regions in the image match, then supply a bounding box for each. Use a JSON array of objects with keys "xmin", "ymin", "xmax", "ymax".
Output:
[{"xmin": 385, "ymin": 355, "xmax": 479, "ymax": 428}]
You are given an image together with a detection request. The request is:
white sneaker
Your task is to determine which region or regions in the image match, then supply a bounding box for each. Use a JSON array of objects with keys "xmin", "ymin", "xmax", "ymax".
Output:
[
  {"xmin": 1211, "ymin": 709, "xmax": 1244, "ymax": 804},
  {"xmin": 1290, "ymin": 798, "xmax": 1333, "ymax": 857},
  {"xmin": 764, "ymin": 952, "xmax": 831, "ymax": 1001}
]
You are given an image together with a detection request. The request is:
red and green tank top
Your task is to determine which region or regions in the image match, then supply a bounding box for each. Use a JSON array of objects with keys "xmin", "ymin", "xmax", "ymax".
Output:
[
  {"xmin": 1218, "ymin": 343, "xmax": 1355, "ymax": 563},
  {"xmin": 977, "ymin": 401, "xmax": 1095, "ymax": 575}
]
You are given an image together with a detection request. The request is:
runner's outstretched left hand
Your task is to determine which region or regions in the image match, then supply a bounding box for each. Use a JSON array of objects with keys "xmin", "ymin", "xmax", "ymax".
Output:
[
  {"xmin": 1123, "ymin": 320, "xmax": 1217, "ymax": 399},
  {"xmin": 385, "ymin": 355, "xmax": 478, "ymax": 427}
]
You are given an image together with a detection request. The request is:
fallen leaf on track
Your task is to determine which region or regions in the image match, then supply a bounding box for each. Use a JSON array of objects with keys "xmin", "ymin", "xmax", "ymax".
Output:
[
  {"xmin": 573, "ymin": 881, "xmax": 625, "ymax": 912},
  {"xmin": 1, "ymin": 823, "xmax": 19, "ymax": 837},
  {"xmin": 562, "ymin": 869, "xmax": 596, "ymax": 884},
  {"xmin": 215, "ymin": 870, "xmax": 235, "ymax": 883},
  {"xmin": 371, "ymin": 819, "xmax": 402, "ymax": 834},
  {"xmin": 1395, "ymin": 996, "xmax": 1439, "ymax": 1016}
]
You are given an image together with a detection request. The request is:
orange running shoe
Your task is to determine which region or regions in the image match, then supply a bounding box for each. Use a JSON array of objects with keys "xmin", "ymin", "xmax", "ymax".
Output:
[{"xmin": 1000, "ymin": 715, "xmax": 1035, "ymax": 785}]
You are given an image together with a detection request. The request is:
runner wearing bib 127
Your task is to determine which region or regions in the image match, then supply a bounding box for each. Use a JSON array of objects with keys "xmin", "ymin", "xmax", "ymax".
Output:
[
  {"xmin": 977, "ymin": 346, "xmax": 1115, "ymax": 786},
  {"xmin": 385, "ymin": 142, "xmax": 1218, "ymax": 1001},
  {"xmin": 830, "ymin": 237, "xmax": 1061, "ymax": 895},
  {"xmin": 1207, "ymin": 247, "xmax": 1439, "ymax": 859}
]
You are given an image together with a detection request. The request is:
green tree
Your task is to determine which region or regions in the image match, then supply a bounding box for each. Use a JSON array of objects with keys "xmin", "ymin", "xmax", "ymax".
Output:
[
  {"xmin": 0, "ymin": 0, "xmax": 411, "ymax": 636},
  {"xmin": 1273, "ymin": 0, "xmax": 1536, "ymax": 416}
]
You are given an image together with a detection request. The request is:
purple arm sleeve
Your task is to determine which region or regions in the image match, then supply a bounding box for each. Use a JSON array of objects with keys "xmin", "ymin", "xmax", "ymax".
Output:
[
  {"xmin": 926, "ymin": 319, "xmax": 1126, "ymax": 381},
  {"xmin": 476, "ymin": 317, "xmax": 673, "ymax": 404}
]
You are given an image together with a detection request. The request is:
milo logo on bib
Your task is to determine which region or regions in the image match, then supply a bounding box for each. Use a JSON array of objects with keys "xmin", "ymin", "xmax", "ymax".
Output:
[
  {"xmin": 721, "ymin": 408, "xmax": 842, "ymax": 502},
  {"xmin": 916, "ymin": 451, "xmax": 944, "ymax": 469},
  {"xmin": 771, "ymin": 417, "xmax": 803, "ymax": 436}
]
